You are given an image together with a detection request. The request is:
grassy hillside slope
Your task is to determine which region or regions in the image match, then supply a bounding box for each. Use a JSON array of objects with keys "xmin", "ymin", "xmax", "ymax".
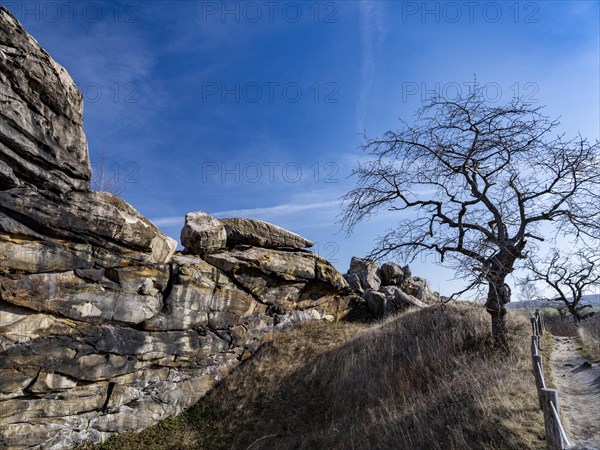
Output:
[{"xmin": 84, "ymin": 305, "xmax": 545, "ymax": 449}]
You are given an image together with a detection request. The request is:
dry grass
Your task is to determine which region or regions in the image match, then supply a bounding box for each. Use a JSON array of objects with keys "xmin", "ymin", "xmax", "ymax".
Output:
[
  {"xmin": 84, "ymin": 304, "xmax": 545, "ymax": 450},
  {"xmin": 578, "ymin": 315, "xmax": 600, "ymax": 362},
  {"xmin": 539, "ymin": 330, "xmax": 555, "ymax": 389},
  {"xmin": 540, "ymin": 310, "xmax": 600, "ymax": 362},
  {"xmin": 541, "ymin": 314, "xmax": 578, "ymax": 337}
]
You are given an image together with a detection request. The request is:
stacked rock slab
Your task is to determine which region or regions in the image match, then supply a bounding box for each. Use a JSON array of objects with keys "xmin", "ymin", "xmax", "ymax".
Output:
[
  {"xmin": 344, "ymin": 257, "xmax": 439, "ymax": 319},
  {"xmin": 0, "ymin": 8, "xmax": 354, "ymax": 449},
  {"xmin": 219, "ymin": 217, "xmax": 314, "ymax": 249}
]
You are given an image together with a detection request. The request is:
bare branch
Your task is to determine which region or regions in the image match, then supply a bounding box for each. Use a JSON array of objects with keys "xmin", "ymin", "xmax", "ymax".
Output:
[
  {"xmin": 340, "ymin": 86, "xmax": 600, "ymax": 300},
  {"xmin": 525, "ymin": 247, "xmax": 600, "ymax": 322}
]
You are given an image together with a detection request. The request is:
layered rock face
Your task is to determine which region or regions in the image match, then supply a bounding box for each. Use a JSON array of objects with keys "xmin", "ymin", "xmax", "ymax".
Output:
[
  {"xmin": 0, "ymin": 8, "xmax": 89, "ymax": 193},
  {"xmin": 0, "ymin": 7, "xmax": 177, "ymax": 270},
  {"xmin": 0, "ymin": 8, "xmax": 354, "ymax": 449},
  {"xmin": 343, "ymin": 257, "xmax": 440, "ymax": 319}
]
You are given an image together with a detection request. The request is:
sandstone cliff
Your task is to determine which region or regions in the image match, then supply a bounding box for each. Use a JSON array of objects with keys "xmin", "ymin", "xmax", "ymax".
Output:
[{"xmin": 0, "ymin": 8, "xmax": 355, "ymax": 449}]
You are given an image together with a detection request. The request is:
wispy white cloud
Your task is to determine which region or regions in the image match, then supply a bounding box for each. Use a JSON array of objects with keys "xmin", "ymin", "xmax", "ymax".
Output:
[
  {"xmin": 23, "ymin": 11, "xmax": 168, "ymax": 141},
  {"xmin": 356, "ymin": 0, "xmax": 385, "ymax": 132},
  {"xmin": 151, "ymin": 200, "xmax": 341, "ymax": 227},
  {"xmin": 151, "ymin": 216, "xmax": 185, "ymax": 228},
  {"xmin": 212, "ymin": 200, "xmax": 341, "ymax": 218}
]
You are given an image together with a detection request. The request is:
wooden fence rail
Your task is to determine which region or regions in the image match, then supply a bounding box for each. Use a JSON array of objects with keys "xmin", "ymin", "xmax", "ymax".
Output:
[{"xmin": 530, "ymin": 310, "xmax": 572, "ymax": 450}]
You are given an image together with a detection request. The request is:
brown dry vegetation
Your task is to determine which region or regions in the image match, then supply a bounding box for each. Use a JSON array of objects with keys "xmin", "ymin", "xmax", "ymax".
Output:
[
  {"xmin": 539, "ymin": 311, "xmax": 600, "ymax": 362},
  {"xmin": 542, "ymin": 313, "xmax": 578, "ymax": 337},
  {"xmin": 578, "ymin": 315, "xmax": 600, "ymax": 362},
  {"xmin": 84, "ymin": 304, "xmax": 545, "ymax": 450}
]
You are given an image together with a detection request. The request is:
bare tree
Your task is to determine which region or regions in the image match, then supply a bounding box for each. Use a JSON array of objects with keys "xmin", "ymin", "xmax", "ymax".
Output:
[
  {"xmin": 341, "ymin": 87, "xmax": 600, "ymax": 350},
  {"xmin": 525, "ymin": 248, "xmax": 600, "ymax": 323},
  {"xmin": 516, "ymin": 277, "xmax": 539, "ymax": 302}
]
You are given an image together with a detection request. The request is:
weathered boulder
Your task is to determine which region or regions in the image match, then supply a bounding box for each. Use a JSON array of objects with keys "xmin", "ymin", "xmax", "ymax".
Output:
[
  {"xmin": 220, "ymin": 217, "xmax": 314, "ymax": 249},
  {"xmin": 379, "ymin": 262, "xmax": 404, "ymax": 286},
  {"xmin": 402, "ymin": 276, "xmax": 439, "ymax": 304},
  {"xmin": 380, "ymin": 285, "xmax": 428, "ymax": 310},
  {"xmin": 347, "ymin": 256, "xmax": 381, "ymax": 291},
  {"xmin": 207, "ymin": 246, "xmax": 316, "ymax": 281},
  {"xmin": 365, "ymin": 286, "xmax": 426, "ymax": 320},
  {"xmin": 343, "ymin": 272, "xmax": 363, "ymax": 293},
  {"xmin": 206, "ymin": 246, "xmax": 349, "ymax": 316},
  {"xmin": 0, "ymin": 7, "xmax": 90, "ymax": 193},
  {"xmin": 343, "ymin": 257, "xmax": 433, "ymax": 320},
  {"xmin": 181, "ymin": 211, "xmax": 227, "ymax": 256},
  {"xmin": 315, "ymin": 257, "xmax": 348, "ymax": 290},
  {"xmin": 365, "ymin": 289, "xmax": 387, "ymax": 319}
]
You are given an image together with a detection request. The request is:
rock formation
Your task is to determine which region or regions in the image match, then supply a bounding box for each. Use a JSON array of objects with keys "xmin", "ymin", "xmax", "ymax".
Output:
[
  {"xmin": 0, "ymin": 8, "xmax": 354, "ymax": 448},
  {"xmin": 219, "ymin": 217, "xmax": 314, "ymax": 249},
  {"xmin": 343, "ymin": 257, "xmax": 439, "ymax": 319},
  {"xmin": 0, "ymin": 8, "xmax": 89, "ymax": 194},
  {"xmin": 346, "ymin": 257, "xmax": 381, "ymax": 291}
]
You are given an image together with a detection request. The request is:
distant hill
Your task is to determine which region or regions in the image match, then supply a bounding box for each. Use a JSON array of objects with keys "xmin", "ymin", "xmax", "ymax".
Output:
[{"xmin": 507, "ymin": 293, "xmax": 600, "ymax": 310}]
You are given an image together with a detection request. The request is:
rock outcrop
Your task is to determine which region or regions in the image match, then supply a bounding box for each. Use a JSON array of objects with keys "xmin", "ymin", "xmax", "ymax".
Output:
[
  {"xmin": 343, "ymin": 258, "xmax": 439, "ymax": 319},
  {"xmin": 0, "ymin": 8, "xmax": 89, "ymax": 193},
  {"xmin": 219, "ymin": 217, "xmax": 314, "ymax": 249},
  {"xmin": 0, "ymin": 6, "xmax": 177, "ymax": 271},
  {"xmin": 0, "ymin": 8, "xmax": 354, "ymax": 449}
]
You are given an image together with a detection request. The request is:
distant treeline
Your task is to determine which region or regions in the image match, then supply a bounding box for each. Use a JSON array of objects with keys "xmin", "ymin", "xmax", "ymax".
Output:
[{"xmin": 507, "ymin": 294, "xmax": 600, "ymax": 309}]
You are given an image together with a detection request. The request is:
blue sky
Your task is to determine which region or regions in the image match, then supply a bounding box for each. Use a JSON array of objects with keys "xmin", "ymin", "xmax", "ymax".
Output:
[{"xmin": 4, "ymin": 0, "xmax": 599, "ymax": 297}]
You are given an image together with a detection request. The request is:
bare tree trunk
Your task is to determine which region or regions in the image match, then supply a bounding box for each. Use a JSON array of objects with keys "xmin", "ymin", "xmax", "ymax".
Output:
[
  {"xmin": 569, "ymin": 308, "xmax": 582, "ymax": 325},
  {"xmin": 486, "ymin": 281, "xmax": 511, "ymax": 351},
  {"xmin": 490, "ymin": 311, "xmax": 508, "ymax": 351}
]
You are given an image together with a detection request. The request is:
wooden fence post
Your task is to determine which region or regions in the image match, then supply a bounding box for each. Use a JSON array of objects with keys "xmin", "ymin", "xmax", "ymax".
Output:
[
  {"xmin": 531, "ymin": 336, "xmax": 538, "ymax": 356},
  {"xmin": 540, "ymin": 314, "xmax": 546, "ymax": 334},
  {"xmin": 532, "ymin": 355, "xmax": 545, "ymax": 409},
  {"xmin": 540, "ymin": 388, "xmax": 569, "ymax": 450},
  {"xmin": 527, "ymin": 322, "xmax": 570, "ymax": 449}
]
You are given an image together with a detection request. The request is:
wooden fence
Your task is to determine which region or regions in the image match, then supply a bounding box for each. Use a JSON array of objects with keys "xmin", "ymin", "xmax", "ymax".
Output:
[{"xmin": 530, "ymin": 310, "xmax": 573, "ymax": 450}]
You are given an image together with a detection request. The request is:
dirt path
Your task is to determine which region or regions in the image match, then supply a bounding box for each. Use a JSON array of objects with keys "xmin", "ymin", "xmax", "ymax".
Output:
[{"xmin": 550, "ymin": 336, "xmax": 600, "ymax": 450}]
